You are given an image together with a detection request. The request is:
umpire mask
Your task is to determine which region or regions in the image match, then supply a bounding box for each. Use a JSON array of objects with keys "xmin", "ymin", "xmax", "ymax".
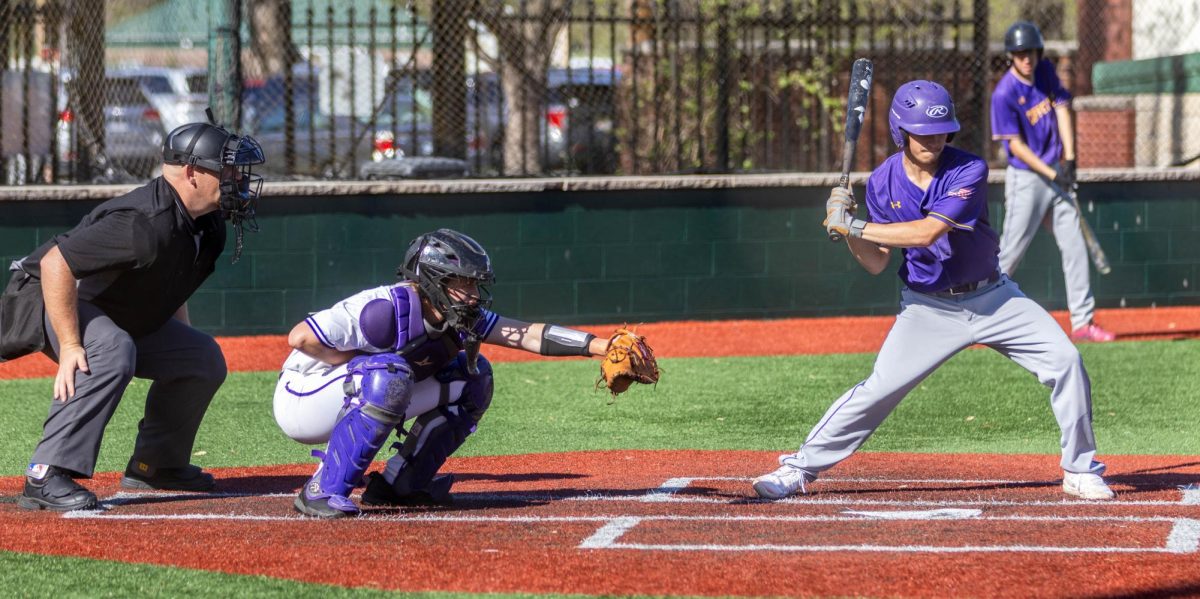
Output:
[{"xmin": 163, "ymin": 120, "xmax": 266, "ymax": 262}]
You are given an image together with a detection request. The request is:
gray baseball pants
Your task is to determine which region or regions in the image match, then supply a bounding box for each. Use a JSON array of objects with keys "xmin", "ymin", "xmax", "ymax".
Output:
[
  {"xmin": 31, "ymin": 301, "xmax": 227, "ymax": 477},
  {"xmin": 778, "ymin": 276, "xmax": 1104, "ymax": 478},
  {"xmin": 998, "ymin": 165, "xmax": 1096, "ymax": 331}
]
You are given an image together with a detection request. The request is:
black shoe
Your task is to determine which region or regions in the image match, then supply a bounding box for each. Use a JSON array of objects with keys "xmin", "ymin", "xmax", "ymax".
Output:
[
  {"xmin": 293, "ymin": 481, "xmax": 360, "ymax": 518},
  {"xmin": 361, "ymin": 472, "xmax": 455, "ymax": 507},
  {"xmin": 18, "ymin": 467, "xmax": 99, "ymax": 511},
  {"xmin": 121, "ymin": 460, "xmax": 215, "ymax": 492}
]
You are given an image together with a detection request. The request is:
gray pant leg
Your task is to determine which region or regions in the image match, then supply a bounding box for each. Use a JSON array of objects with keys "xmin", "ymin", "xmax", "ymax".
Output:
[
  {"xmin": 971, "ymin": 278, "xmax": 1102, "ymax": 474},
  {"xmin": 780, "ymin": 292, "xmax": 974, "ymax": 476},
  {"xmin": 32, "ymin": 302, "xmax": 136, "ymax": 477},
  {"xmin": 998, "ymin": 166, "xmax": 1052, "ymax": 277},
  {"xmin": 129, "ymin": 318, "xmax": 227, "ymax": 468},
  {"xmin": 1047, "ymin": 188, "xmax": 1096, "ymax": 330}
]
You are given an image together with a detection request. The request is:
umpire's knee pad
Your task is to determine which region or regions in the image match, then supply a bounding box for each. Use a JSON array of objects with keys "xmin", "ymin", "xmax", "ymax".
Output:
[{"xmin": 349, "ymin": 353, "xmax": 414, "ymax": 425}]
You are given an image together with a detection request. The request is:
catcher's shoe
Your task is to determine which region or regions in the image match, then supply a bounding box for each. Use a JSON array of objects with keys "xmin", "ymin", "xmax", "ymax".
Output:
[
  {"xmin": 121, "ymin": 460, "xmax": 214, "ymax": 492},
  {"xmin": 361, "ymin": 472, "xmax": 455, "ymax": 507},
  {"xmin": 294, "ymin": 478, "xmax": 360, "ymax": 518},
  {"xmin": 18, "ymin": 466, "xmax": 99, "ymax": 511},
  {"xmin": 1062, "ymin": 471, "xmax": 1116, "ymax": 500},
  {"xmin": 752, "ymin": 465, "xmax": 811, "ymax": 500}
]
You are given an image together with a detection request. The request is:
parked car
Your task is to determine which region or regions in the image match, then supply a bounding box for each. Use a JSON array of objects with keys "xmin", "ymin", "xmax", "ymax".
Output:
[
  {"xmin": 56, "ymin": 74, "xmax": 167, "ymax": 180},
  {"xmin": 241, "ymin": 75, "xmax": 372, "ymax": 178},
  {"xmin": 108, "ymin": 66, "xmax": 209, "ymax": 132},
  {"xmin": 368, "ymin": 66, "xmax": 619, "ymax": 175}
]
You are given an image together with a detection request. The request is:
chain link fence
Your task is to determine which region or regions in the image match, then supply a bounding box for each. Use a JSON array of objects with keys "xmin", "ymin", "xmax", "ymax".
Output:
[{"xmin": 1, "ymin": 0, "xmax": 1195, "ymax": 185}]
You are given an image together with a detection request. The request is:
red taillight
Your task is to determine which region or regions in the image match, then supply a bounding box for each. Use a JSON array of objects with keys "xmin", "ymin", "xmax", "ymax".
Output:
[
  {"xmin": 143, "ymin": 108, "xmax": 161, "ymax": 121},
  {"xmin": 59, "ymin": 109, "xmax": 74, "ymax": 123},
  {"xmin": 546, "ymin": 107, "xmax": 565, "ymax": 129}
]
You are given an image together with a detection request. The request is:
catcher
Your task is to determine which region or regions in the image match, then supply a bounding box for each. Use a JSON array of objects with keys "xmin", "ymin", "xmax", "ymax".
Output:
[{"xmin": 272, "ymin": 228, "xmax": 658, "ymax": 518}]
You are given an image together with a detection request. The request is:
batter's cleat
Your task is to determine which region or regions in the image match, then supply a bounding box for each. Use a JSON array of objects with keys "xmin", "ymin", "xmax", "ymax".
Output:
[
  {"xmin": 1071, "ymin": 323, "xmax": 1115, "ymax": 343},
  {"xmin": 752, "ymin": 465, "xmax": 811, "ymax": 500},
  {"xmin": 121, "ymin": 460, "xmax": 215, "ymax": 492},
  {"xmin": 18, "ymin": 467, "xmax": 99, "ymax": 511},
  {"xmin": 1063, "ymin": 471, "xmax": 1116, "ymax": 500},
  {"xmin": 361, "ymin": 472, "xmax": 455, "ymax": 507},
  {"xmin": 294, "ymin": 478, "xmax": 360, "ymax": 518}
]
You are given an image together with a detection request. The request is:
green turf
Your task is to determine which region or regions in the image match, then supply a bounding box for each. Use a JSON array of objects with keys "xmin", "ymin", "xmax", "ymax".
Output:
[
  {"xmin": 0, "ymin": 550, "xmax": 700, "ymax": 599},
  {"xmin": 1, "ymin": 339, "xmax": 1198, "ymax": 597},
  {"xmin": 2, "ymin": 339, "xmax": 1197, "ymax": 477}
]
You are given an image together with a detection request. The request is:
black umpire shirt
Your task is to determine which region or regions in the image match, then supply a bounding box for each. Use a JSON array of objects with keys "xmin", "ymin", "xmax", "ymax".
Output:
[{"xmin": 21, "ymin": 177, "xmax": 226, "ymax": 339}]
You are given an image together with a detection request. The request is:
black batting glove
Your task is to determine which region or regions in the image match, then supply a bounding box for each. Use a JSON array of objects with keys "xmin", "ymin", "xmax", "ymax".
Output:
[{"xmin": 1055, "ymin": 159, "xmax": 1077, "ymax": 190}]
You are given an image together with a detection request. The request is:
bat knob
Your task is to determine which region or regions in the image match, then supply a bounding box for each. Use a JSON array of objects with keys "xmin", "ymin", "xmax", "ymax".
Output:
[{"xmin": 828, "ymin": 232, "xmax": 844, "ymax": 243}]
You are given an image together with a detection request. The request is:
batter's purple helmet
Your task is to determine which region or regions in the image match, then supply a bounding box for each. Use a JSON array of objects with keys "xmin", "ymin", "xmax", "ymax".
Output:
[{"xmin": 888, "ymin": 80, "xmax": 960, "ymax": 147}]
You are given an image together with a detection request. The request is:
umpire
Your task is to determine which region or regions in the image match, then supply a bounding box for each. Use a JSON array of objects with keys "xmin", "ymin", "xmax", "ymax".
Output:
[{"xmin": 0, "ymin": 119, "xmax": 264, "ymax": 511}]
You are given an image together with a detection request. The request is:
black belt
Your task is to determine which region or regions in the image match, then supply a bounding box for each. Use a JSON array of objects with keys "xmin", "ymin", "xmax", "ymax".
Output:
[{"xmin": 936, "ymin": 271, "xmax": 1001, "ymax": 297}]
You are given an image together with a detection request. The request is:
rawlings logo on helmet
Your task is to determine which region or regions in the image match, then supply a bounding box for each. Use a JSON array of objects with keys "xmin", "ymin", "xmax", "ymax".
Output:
[{"xmin": 926, "ymin": 105, "xmax": 950, "ymax": 118}]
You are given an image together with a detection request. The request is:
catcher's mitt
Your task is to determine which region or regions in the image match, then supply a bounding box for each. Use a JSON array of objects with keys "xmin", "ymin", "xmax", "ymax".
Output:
[{"xmin": 597, "ymin": 328, "xmax": 660, "ymax": 397}]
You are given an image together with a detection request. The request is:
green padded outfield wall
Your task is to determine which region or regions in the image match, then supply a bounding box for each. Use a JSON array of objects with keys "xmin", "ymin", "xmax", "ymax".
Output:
[
  {"xmin": 2, "ymin": 181, "xmax": 1198, "ymax": 336},
  {"xmin": 1092, "ymin": 52, "xmax": 1200, "ymax": 95}
]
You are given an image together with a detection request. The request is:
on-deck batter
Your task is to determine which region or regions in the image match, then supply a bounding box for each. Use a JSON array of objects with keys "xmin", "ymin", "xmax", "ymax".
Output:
[
  {"xmin": 752, "ymin": 80, "xmax": 1115, "ymax": 501},
  {"xmin": 991, "ymin": 20, "xmax": 1113, "ymax": 342}
]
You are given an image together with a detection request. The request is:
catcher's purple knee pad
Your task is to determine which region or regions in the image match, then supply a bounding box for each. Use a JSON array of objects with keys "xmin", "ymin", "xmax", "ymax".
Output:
[
  {"xmin": 312, "ymin": 354, "xmax": 414, "ymax": 499},
  {"xmin": 385, "ymin": 354, "xmax": 493, "ymax": 494}
]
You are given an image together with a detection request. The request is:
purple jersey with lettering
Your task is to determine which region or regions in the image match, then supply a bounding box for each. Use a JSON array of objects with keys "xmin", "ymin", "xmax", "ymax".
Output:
[
  {"xmin": 864, "ymin": 146, "xmax": 999, "ymax": 293},
  {"xmin": 991, "ymin": 58, "xmax": 1072, "ymax": 169}
]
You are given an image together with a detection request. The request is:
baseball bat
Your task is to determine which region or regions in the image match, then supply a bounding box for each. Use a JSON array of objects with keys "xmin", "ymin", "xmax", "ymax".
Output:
[
  {"xmin": 829, "ymin": 58, "xmax": 874, "ymax": 242},
  {"xmin": 1050, "ymin": 180, "xmax": 1111, "ymax": 275}
]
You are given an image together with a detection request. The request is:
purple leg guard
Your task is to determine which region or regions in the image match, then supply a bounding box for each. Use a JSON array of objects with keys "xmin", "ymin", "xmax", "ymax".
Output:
[
  {"xmin": 306, "ymin": 354, "xmax": 413, "ymax": 505},
  {"xmin": 382, "ymin": 353, "xmax": 492, "ymax": 495}
]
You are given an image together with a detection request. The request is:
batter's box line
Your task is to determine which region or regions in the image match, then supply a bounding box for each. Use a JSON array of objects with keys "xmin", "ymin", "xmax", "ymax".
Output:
[
  {"xmin": 577, "ymin": 515, "xmax": 1200, "ymax": 554},
  {"xmin": 642, "ymin": 476, "xmax": 1200, "ymax": 507}
]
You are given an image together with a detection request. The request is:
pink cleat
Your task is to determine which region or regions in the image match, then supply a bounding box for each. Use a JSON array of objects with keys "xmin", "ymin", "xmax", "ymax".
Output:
[{"xmin": 1071, "ymin": 323, "xmax": 1115, "ymax": 343}]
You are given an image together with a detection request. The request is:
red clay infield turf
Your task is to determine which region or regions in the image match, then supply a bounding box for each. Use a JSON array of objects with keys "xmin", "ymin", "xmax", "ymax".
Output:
[
  {"xmin": 2, "ymin": 306, "xmax": 1199, "ymax": 380},
  {"xmin": 1, "ymin": 451, "xmax": 1198, "ymax": 598}
]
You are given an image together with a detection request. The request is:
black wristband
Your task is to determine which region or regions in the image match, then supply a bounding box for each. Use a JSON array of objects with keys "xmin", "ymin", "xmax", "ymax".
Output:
[{"xmin": 539, "ymin": 325, "xmax": 596, "ymax": 357}]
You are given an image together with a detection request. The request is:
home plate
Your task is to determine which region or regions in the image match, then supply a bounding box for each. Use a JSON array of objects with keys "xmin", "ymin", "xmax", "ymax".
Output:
[{"xmin": 841, "ymin": 508, "xmax": 983, "ymax": 520}]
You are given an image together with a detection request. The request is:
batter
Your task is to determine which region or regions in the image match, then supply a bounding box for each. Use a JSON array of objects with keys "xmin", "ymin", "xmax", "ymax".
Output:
[{"xmin": 753, "ymin": 80, "xmax": 1115, "ymax": 501}]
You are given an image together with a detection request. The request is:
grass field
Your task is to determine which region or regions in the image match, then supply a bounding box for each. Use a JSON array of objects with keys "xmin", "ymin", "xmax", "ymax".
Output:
[{"xmin": 2, "ymin": 339, "xmax": 1198, "ymax": 597}]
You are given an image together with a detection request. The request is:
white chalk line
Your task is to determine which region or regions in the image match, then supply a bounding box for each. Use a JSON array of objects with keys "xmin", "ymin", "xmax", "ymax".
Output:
[
  {"xmin": 59, "ymin": 476, "xmax": 1200, "ymax": 554},
  {"xmin": 61, "ymin": 511, "xmax": 1192, "ymax": 526}
]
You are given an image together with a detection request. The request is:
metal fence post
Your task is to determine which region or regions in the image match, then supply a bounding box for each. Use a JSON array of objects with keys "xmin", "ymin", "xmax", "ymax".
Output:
[
  {"xmin": 715, "ymin": 1, "xmax": 730, "ymax": 173},
  {"xmin": 972, "ymin": 0, "xmax": 988, "ymax": 157},
  {"xmin": 209, "ymin": 0, "xmax": 242, "ymax": 129},
  {"xmin": 432, "ymin": 0, "xmax": 467, "ymax": 159}
]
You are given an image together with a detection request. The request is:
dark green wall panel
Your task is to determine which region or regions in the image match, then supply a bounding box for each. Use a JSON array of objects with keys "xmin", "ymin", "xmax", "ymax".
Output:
[{"xmin": 2, "ymin": 181, "xmax": 1197, "ymax": 335}]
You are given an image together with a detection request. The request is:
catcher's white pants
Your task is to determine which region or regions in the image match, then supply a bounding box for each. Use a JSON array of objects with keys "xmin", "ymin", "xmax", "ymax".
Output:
[
  {"xmin": 273, "ymin": 364, "xmax": 467, "ymax": 445},
  {"xmin": 778, "ymin": 276, "xmax": 1104, "ymax": 478},
  {"xmin": 997, "ymin": 165, "xmax": 1096, "ymax": 331}
]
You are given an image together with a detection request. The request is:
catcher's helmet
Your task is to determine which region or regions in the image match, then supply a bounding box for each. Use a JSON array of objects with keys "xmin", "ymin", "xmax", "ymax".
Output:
[
  {"xmin": 163, "ymin": 121, "xmax": 265, "ymax": 225},
  {"xmin": 398, "ymin": 229, "xmax": 495, "ymax": 334},
  {"xmin": 888, "ymin": 80, "xmax": 960, "ymax": 147},
  {"xmin": 1004, "ymin": 21, "xmax": 1045, "ymax": 54}
]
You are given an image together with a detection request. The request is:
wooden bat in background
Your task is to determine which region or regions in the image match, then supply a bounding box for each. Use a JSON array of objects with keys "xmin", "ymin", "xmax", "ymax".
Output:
[
  {"xmin": 1051, "ymin": 180, "xmax": 1112, "ymax": 275},
  {"xmin": 829, "ymin": 58, "xmax": 874, "ymax": 242}
]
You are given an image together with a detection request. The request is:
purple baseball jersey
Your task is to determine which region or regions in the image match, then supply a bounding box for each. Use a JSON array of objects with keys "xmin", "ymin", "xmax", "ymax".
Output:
[
  {"xmin": 991, "ymin": 58, "xmax": 1072, "ymax": 169},
  {"xmin": 864, "ymin": 146, "xmax": 999, "ymax": 293}
]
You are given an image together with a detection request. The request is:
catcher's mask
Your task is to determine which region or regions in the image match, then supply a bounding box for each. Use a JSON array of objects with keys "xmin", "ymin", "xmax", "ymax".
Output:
[
  {"xmin": 163, "ymin": 116, "xmax": 265, "ymax": 262},
  {"xmin": 398, "ymin": 229, "xmax": 495, "ymax": 334}
]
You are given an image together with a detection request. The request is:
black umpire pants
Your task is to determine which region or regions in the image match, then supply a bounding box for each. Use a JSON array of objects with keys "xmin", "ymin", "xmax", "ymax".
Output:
[{"xmin": 31, "ymin": 301, "xmax": 227, "ymax": 477}]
